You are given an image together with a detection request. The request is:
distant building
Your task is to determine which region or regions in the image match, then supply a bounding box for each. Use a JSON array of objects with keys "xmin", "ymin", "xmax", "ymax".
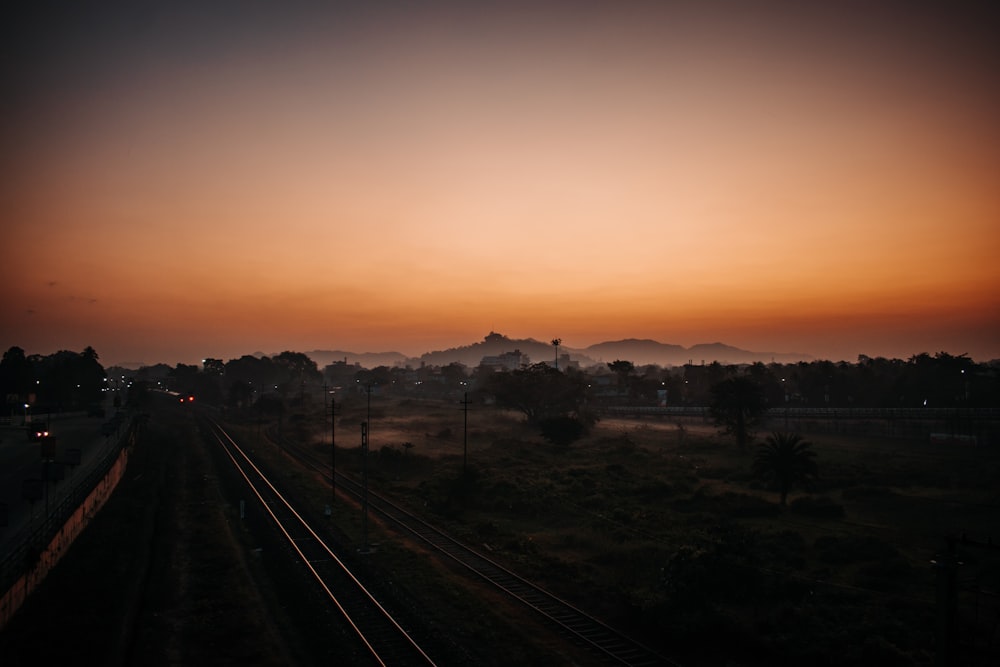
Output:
[
  {"xmin": 479, "ymin": 349, "xmax": 528, "ymax": 371},
  {"xmin": 553, "ymin": 353, "xmax": 578, "ymax": 370},
  {"xmin": 324, "ymin": 358, "xmax": 361, "ymax": 386}
]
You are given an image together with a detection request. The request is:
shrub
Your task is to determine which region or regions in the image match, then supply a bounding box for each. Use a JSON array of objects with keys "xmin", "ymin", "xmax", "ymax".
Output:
[
  {"xmin": 674, "ymin": 491, "xmax": 781, "ymax": 518},
  {"xmin": 756, "ymin": 530, "xmax": 808, "ymax": 569},
  {"xmin": 538, "ymin": 415, "xmax": 588, "ymax": 445},
  {"xmin": 855, "ymin": 555, "xmax": 915, "ymax": 592},
  {"xmin": 422, "ymin": 467, "xmax": 482, "ymax": 517},
  {"xmin": 814, "ymin": 535, "xmax": 899, "ymax": 564},
  {"xmin": 789, "ymin": 495, "xmax": 845, "ymax": 519},
  {"xmin": 841, "ymin": 485, "xmax": 896, "ymax": 500}
]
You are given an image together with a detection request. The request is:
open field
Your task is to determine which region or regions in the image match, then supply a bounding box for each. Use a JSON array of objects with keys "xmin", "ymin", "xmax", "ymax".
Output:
[{"xmin": 278, "ymin": 394, "xmax": 1000, "ymax": 666}]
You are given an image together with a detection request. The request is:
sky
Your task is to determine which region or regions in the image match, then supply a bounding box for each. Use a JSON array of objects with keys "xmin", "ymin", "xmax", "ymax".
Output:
[{"xmin": 2, "ymin": 1, "xmax": 999, "ymax": 366}]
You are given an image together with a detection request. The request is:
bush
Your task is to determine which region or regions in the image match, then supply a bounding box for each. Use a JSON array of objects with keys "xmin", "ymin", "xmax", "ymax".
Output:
[
  {"xmin": 756, "ymin": 530, "xmax": 807, "ymax": 570},
  {"xmin": 538, "ymin": 415, "xmax": 588, "ymax": 445},
  {"xmin": 789, "ymin": 495, "xmax": 845, "ymax": 519},
  {"xmin": 841, "ymin": 485, "xmax": 896, "ymax": 500},
  {"xmin": 855, "ymin": 555, "xmax": 915, "ymax": 592},
  {"xmin": 814, "ymin": 535, "xmax": 899, "ymax": 564},
  {"xmin": 674, "ymin": 490, "xmax": 781, "ymax": 518},
  {"xmin": 422, "ymin": 467, "xmax": 482, "ymax": 517}
]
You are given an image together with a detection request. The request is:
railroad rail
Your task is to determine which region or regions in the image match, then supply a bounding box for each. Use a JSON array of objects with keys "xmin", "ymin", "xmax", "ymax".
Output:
[
  {"xmin": 277, "ymin": 431, "xmax": 678, "ymax": 666},
  {"xmin": 205, "ymin": 420, "xmax": 438, "ymax": 667}
]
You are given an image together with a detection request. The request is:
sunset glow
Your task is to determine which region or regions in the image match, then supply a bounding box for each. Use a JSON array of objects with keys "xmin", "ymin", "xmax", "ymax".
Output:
[{"xmin": 2, "ymin": 3, "xmax": 998, "ymax": 365}]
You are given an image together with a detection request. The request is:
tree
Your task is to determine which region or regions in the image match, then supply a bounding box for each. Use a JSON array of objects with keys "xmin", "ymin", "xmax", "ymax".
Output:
[
  {"xmin": 30, "ymin": 348, "xmax": 106, "ymax": 410},
  {"xmin": 273, "ymin": 351, "xmax": 321, "ymax": 386},
  {"xmin": 202, "ymin": 358, "xmax": 225, "ymax": 376},
  {"xmin": 709, "ymin": 376, "xmax": 767, "ymax": 449},
  {"xmin": 481, "ymin": 363, "xmax": 593, "ymax": 426},
  {"xmin": 753, "ymin": 432, "xmax": 818, "ymax": 505},
  {"xmin": 228, "ymin": 379, "xmax": 254, "ymax": 408},
  {"xmin": 607, "ymin": 359, "xmax": 635, "ymax": 398},
  {"xmin": 225, "ymin": 355, "xmax": 277, "ymax": 389},
  {"xmin": 0, "ymin": 346, "xmax": 31, "ymax": 405}
]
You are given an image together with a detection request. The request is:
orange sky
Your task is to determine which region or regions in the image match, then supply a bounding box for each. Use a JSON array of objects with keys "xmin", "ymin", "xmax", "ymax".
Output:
[{"xmin": 2, "ymin": 2, "xmax": 999, "ymax": 365}]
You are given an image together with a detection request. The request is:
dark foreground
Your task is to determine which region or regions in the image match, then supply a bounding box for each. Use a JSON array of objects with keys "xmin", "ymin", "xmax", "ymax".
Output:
[{"xmin": 0, "ymin": 411, "xmax": 338, "ymax": 666}]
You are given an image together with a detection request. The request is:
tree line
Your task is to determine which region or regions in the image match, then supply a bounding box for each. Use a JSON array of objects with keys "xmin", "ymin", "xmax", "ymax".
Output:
[
  {"xmin": 4, "ymin": 345, "xmax": 996, "ymax": 423},
  {"xmin": 1, "ymin": 346, "xmax": 107, "ymax": 415}
]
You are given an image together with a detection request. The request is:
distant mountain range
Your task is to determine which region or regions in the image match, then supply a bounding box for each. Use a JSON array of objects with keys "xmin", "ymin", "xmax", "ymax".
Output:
[{"xmin": 303, "ymin": 332, "xmax": 812, "ymax": 369}]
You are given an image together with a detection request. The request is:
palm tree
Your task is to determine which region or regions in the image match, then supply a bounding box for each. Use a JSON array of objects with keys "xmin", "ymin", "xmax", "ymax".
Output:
[{"xmin": 753, "ymin": 432, "xmax": 818, "ymax": 505}]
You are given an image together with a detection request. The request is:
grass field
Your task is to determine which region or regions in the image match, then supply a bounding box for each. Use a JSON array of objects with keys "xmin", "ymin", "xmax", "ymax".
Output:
[{"xmin": 244, "ymin": 394, "xmax": 1000, "ymax": 666}]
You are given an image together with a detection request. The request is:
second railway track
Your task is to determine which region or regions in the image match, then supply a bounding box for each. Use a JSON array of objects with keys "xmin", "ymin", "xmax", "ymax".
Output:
[
  {"xmin": 205, "ymin": 419, "xmax": 439, "ymax": 666},
  {"xmin": 269, "ymin": 424, "xmax": 679, "ymax": 667}
]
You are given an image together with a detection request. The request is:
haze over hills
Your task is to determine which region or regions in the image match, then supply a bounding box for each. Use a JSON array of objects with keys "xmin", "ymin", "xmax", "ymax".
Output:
[{"xmin": 302, "ymin": 332, "xmax": 813, "ymax": 370}]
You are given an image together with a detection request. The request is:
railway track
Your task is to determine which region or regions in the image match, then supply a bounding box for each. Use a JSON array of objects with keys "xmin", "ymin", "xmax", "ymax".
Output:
[
  {"xmin": 205, "ymin": 420, "xmax": 438, "ymax": 666},
  {"xmin": 275, "ymin": 429, "xmax": 679, "ymax": 667}
]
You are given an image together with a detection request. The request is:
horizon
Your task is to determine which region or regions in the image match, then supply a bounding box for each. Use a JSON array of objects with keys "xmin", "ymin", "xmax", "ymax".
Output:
[
  {"xmin": 5, "ymin": 327, "xmax": 998, "ymax": 370},
  {"xmin": 3, "ymin": 3, "xmax": 998, "ymax": 368},
  {"xmin": 12, "ymin": 330, "xmax": 996, "ymax": 371}
]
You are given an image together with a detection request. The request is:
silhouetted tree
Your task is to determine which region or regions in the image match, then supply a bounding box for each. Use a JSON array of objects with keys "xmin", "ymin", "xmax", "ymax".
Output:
[
  {"xmin": 538, "ymin": 415, "xmax": 588, "ymax": 446},
  {"xmin": 753, "ymin": 432, "xmax": 818, "ymax": 505},
  {"xmin": 225, "ymin": 355, "xmax": 277, "ymax": 389},
  {"xmin": 683, "ymin": 361, "xmax": 731, "ymax": 405},
  {"xmin": 32, "ymin": 348, "xmax": 105, "ymax": 409},
  {"xmin": 273, "ymin": 350, "xmax": 322, "ymax": 390},
  {"xmin": 228, "ymin": 379, "xmax": 254, "ymax": 408},
  {"xmin": 607, "ymin": 359, "xmax": 634, "ymax": 397},
  {"xmin": 169, "ymin": 363, "xmax": 200, "ymax": 394},
  {"xmin": 709, "ymin": 376, "xmax": 767, "ymax": 449},
  {"xmin": 0, "ymin": 346, "xmax": 32, "ymax": 409},
  {"xmin": 440, "ymin": 361, "xmax": 469, "ymax": 385},
  {"xmin": 202, "ymin": 358, "xmax": 225, "ymax": 376},
  {"xmin": 482, "ymin": 362, "xmax": 594, "ymax": 427}
]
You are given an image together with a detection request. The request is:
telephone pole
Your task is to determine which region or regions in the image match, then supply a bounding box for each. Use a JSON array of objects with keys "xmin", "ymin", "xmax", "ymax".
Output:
[
  {"xmin": 330, "ymin": 393, "xmax": 337, "ymax": 508},
  {"xmin": 360, "ymin": 421, "xmax": 369, "ymax": 553},
  {"xmin": 461, "ymin": 391, "xmax": 470, "ymax": 476}
]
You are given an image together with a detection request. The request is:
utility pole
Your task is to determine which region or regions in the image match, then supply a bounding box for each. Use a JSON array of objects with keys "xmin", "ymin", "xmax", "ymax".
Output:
[
  {"xmin": 461, "ymin": 391, "xmax": 469, "ymax": 476},
  {"xmin": 360, "ymin": 421, "xmax": 369, "ymax": 553},
  {"xmin": 933, "ymin": 537, "xmax": 959, "ymax": 667},
  {"xmin": 330, "ymin": 394, "xmax": 337, "ymax": 508}
]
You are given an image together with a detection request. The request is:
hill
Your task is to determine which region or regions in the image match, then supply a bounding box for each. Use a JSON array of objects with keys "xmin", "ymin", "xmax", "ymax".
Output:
[{"xmin": 303, "ymin": 333, "xmax": 811, "ymax": 370}]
